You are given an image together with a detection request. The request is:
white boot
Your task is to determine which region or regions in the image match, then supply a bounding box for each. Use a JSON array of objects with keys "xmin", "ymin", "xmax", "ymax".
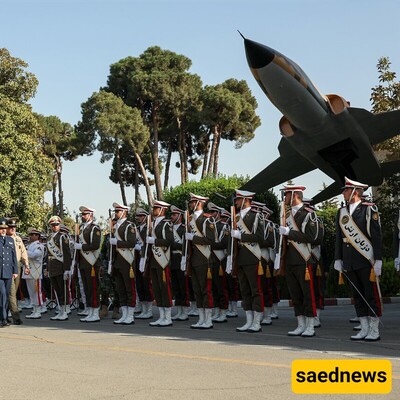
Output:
[
  {"xmin": 135, "ymin": 302, "xmax": 148, "ymax": 319},
  {"xmin": 365, "ymin": 317, "xmax": 380, "ymax": 342},
  {"xmin": 142, "ymin": 302, "xmax": 153, "ymax": 319},
  {"xmin": 57, "ymin": 307, "xmax": 69, "ymax": 321},
  {"xmin": 214, "ymin": 309, "xmax": 228, "ymax": 323},
  {"xmin": 288, "ymin": 315, "xmax": 306, "ymax": 336},
  {"xmin": 26, "ymin": 305, "xmax": 41, "ymax": 319},
  {"xmin": 301, "ymin": 317, "xmax": 315, "ymax": 337},
  {"xmin": 248, "ymin": 311, "xmax": 263, "ymax": 332},
  {"xmin": 353, "ymin": 324, "xmax": 362, "ymax": 331},
  {"xmin": 349, "ymin": 316, "xmax": 360, "ymax": 323},
  {"xmin": 171, "ymin": 306, "xmax": 183, "ymax": 321},
  {"xmin": 122, "ymin": 307, "xmax": 135, "ymax": 325},
  {"xmin": 227, "ymin": 301, "xmax": 238, "ymax": 317},
  {"xmin": 134, "ymin": 301, "xmax": 142, "ymax": 314},
  {"xmin": 261, "ymin": 307, "xmax": 272, "ymax": 325},
  {"xmin": 114, "ymin": 306, "xmax": 128, "ymax": 324},
  {"xmin": 159, "ymin": 307, "xmax": 173, "ymax": 326},
  {"xmin": 236, "ymin": 310, "xmax": 254, "ymax": 332},
  {"xmin": 150, "ymin": 307, "xmax": 165, "ymax": 326},
  {"xmin": 200, "ymin": 308, "xmax": 213, "ymax": 329},
  {"xmin": 270, "ymin": 303, "xmax": 279, "ymax": 319},
  {"xmin": 351, "ymin": 316, "xmax": 369, "ymax": 340},
  {"xmin": 22, "ymin": 299, "xmax": 33, "ymax": 309},
  {"xmin": 80, "ymin": 307, "xmax": 93, "ymax": 322},
  {"xmin": 188, "ymin": 302, "xmax": 199, "ymax": 316},
  {"xmin": 191, "ymin": 308, "xmax": 205, "ymax": 329},
  {"xmin": 78, "ymin": 305, "xmax": 90, "ymax": 316},
  {"xmin": 314, "ymin": 309, "xmax": 321, "ymax": 328},
  {"xmin": 211, "ymin": 307, "xmax": 220, "ymax": 321},
  {"xmin": 86, "ymin": 307, "xmax": 100, "ymax": 322},
  {"xmin": 178, "ymin": 307, "xmax": 189, "ymax": 321},
  {"xmin": 66, "ymin": 305, "xmax": 71, "ymax": 315},
  {"xmin": 40, "ymin": 304, "xmax": 48, "ymax": 314}
]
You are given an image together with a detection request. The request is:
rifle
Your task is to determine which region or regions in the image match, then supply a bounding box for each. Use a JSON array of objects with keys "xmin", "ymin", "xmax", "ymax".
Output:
[
  {"xmin": 230, "ymin": 205, "xmax": 239, "ymax": 278},
  {"xmin": 108, "ymin": 208, "xmax": 113, "ymax": 275},
  {"xmin": 183, "ymin": 204, "xmax": 193, "ymax": 276},
  {"xmin": 143, "ymin": 214, "xmax": 152, "ymax": 277},
  {"xmin": 70, "ymin": 214, "xmax": 80, "ymax": 276},
  {"xmin": 276, "ymin": 197, "xmax": 287, "ymax": 276}
]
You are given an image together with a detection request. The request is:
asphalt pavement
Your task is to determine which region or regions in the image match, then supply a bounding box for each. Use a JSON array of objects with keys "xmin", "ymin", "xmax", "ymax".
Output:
[{"xmin": 1, "ymin": 303, "xmax": 399, "ymax": 400}]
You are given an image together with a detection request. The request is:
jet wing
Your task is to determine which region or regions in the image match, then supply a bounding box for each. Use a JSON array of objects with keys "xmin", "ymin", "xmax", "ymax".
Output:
[
  {"xmin": 311, "ymin": 181, "xmax": 343, "ymax": 205},
  {"xmin": 347, "ymin": 107, "xmax": 400, "ymax": 145},
  {"xmin": 241, "ymin": 138, "xmax": 316, "ymax": 192}
]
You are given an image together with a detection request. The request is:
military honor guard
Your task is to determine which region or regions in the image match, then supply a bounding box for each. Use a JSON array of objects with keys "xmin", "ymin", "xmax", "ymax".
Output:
[
  {"xmin": 182, "ymin": 193, "xmax": 216, "ymax": 329},
  {"xmin": 141, "ymin": 200, "xmax": 173, "ymax": 327},
  {"xmin": 0, "ymin": 218, "xmax": 18, "ymax": 327},
  {"xmin": 208, "ymin": 202, "xmax": 230, "ymax": 323},
  {"xmin": 252, "ymin": 202, "xmax": 279, "ymax": 326},
  {"xmin": 74, "ymin": 206, "xmax": 102, "ymax": 322},
  {"xmin": 394, "ymin": 209, "xmax": 400, "ymax": 273},
  {"xmin": 109, "ymin": 203, "xmax": 137, "ymax": 325},
  {"xmin": 6, "ymin": 217, "xmax": 28, "ymax": 325},
  {"xmin": 23, "ymin": 227, "xmax": 45, "ymax": 319},
  {"xmin": 220, "ymin": 208, "xmax": 240, "ymax": 318},
  {"xmin": 278, "ymin": 185, "xmax": 319, "ymax": 337},
  {"xmin": 334, "ymin": 177, "xmax": 383, "ymax": 341},
  {"xmin": 135, "ymin": 208, "xmax": 154, "ymax": 319},
  {"xmin": 227, "ymin": 190, "xmax": 264, "ymax": 333},
  {"xmin": 47, "ymin": 216, "xmax": 72, "ymax": 321},
  {"xmin": 169, "ymin": 205, "xmax": 189, "ymax": 321}
]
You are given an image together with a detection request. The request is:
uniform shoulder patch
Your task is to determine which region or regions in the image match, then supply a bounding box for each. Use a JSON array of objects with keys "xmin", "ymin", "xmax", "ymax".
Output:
[
  {"xmin": 372, "ymin": 212, "xmax": 379, "ymax": 221},
  {"xmin": 96, "ymin": 230, "xmax": 101, "ymax": 236}
]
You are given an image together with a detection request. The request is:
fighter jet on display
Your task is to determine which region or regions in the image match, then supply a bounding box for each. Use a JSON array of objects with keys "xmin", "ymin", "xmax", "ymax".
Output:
[{"xmin": 240, "ymin": 36, "xmax": 400, "ymax": 204}]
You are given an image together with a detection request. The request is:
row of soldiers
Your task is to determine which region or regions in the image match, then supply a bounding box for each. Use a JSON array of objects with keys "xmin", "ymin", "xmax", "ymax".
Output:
[{"xmin": 0, "ymin": 177, "xmax": 389, "ymax": 341}]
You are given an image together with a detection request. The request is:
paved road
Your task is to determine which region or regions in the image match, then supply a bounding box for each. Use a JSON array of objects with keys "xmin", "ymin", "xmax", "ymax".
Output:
[{"xmin": 1, "ymin": 304, "xmax": 399, "ymax": 400}]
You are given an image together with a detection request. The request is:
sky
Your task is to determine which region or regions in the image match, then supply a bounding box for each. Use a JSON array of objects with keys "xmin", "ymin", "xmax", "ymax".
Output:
[{"xmin": 2, "ymin": 0, "xmax": 399, "ymax": 219}]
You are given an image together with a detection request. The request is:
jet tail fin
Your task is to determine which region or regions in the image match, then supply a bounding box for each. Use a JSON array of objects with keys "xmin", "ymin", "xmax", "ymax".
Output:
[
  {"xmin": 348, "ymin": 108, "xmax": 400, "ymax": 145},
  {"xmin": 380, "ymin": 160, "xmax": 400, "ymax": 178}
]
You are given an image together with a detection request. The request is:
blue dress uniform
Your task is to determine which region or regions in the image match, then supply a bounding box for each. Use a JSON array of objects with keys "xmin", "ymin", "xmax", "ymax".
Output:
[{"xmin": 0, "ymin": 220, "xmax": 18, "ymax": 326}]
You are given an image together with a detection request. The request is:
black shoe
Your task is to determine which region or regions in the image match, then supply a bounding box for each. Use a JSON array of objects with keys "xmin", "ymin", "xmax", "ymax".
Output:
[
  {"xmin": 2, "ymin": 320, "xmax": 10, "ymax": 327},
  {"xmin": 13, "ymin": 319, "xmax": 23, "ymax": 325}
]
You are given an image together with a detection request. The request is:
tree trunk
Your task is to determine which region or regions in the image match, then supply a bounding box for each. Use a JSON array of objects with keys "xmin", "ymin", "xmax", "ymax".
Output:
[
  {"xmin": 212, "ymin": 128, "xmax": 222, "ymax": 175},
  {"xmin": 201, "ymin": 135, "xmax": 210, "ymax": 179},
  {"xmin": 52, "ymin": 170, "xmax": 57, "ymax": 215},
  {"xmin": 55, "ymin": 155, "xmax": 64, "ymax": 217},
  {"xmin": 134, "ymin": 166, "xmax": 140, "ymax": 205},
  {"xmin": 114, "ymin": 144, "xmax": 127, "ymax": 206},
  {"xmin": 207, "ymin": 125, "xmax": 219, "ymax": 176},
  {"xmin": 176, "ymin": 117, "xmax": 188, "ymax": 184},
  {"xmin": 163, "ymin": 139, "xmax": 172, "ymax": 191},
  {"xmin": 150, "ymin": 110, "xmax": 163, "ymax": 200},
  {"xmin": 132, "ymin": 146, "xmax": 153, "ymax": 206}
]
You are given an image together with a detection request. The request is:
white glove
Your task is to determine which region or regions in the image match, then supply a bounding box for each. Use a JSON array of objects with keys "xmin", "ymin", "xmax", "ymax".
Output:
[
  {"xmin": 63, "ymin": 271, "xmax": 70, "ymax": 280},
  {"xmin": 394, "ymin": 258, "xmax": 400, "ymax": 272},
  {"xmin": 373, "ymin": 260, "xmax": 382, "ymax": 277},
  {"xmin": 185, "ymin": 232, "xmax": 194, "ymax": 241},
  {"xmin": 74, "ymin": 243, "xmax": 82, "ymax": 250},
  {"xmin": 274, "ymin": 253, "xmax": 280, "ymax": 270},
  {"xmin": 109, "ymin": 237, "xmax": 117, "ymax": 246},
  {"xmin": 231, "ymin": 229, "xmax": 241, "ymax": 240},
  {"xmin": 139, "ymin": 258, "xmax": 145, "ymax": 273},
  {"xmin": 334, "ymin": 260, "xmax": 343, "ymax": 272},
  {"xmin": 146, "ymin": 236, "xmax": 155, "ymax": 244},
  {"xmin": 226, "ymin": 255, "xmax": 232, "ymax": 274},
  {"xmin": 180, "ymin": 256, "xmax": 186, "ymax": 272},
  {"xmin": 279, "ymin": 226, "xmax": 290, "ymax": 236},
  {"xmin": 107, "ymin": 260, "xmax": 112, "ymax": 275},
  {"xmin": 134, "ymin": 243, "xmax": 141, "ymax": 251}
]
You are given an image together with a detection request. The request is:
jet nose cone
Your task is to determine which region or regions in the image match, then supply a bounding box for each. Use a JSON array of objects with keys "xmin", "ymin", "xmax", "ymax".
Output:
[{"xmin": 244, "ymin": 39, "xmax": 275, "ymax": 69}]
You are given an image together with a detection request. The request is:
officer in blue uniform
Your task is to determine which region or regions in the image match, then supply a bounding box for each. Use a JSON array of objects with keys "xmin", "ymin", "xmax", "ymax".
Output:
[{"xmin": 0, "ymin": 218, "xmax": 18, "ymax": 327}]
